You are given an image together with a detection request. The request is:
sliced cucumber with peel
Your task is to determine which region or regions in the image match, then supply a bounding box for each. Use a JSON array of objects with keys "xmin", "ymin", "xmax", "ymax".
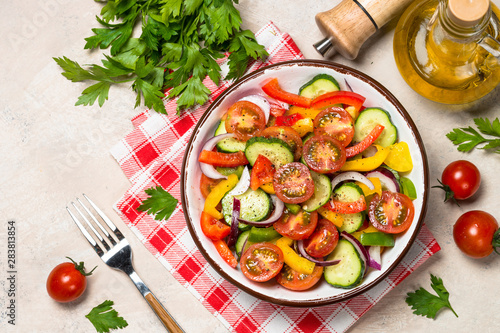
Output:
[
  {"xmin": 299, "ymin": 74, "xmax": 340, "ymax": 99},
  {"xmin": 333, "ymin": 183, "xmax": 365, "ymax": 233},
  {"xmin": 214, "ymin": 120, "xmax": 247, "ymax": 153},
  {"xmin": 222, "ymin": 188, "xmax": 271, "ymax": 229},
  {"xmin": 302, "ymin": 171, "xmax": 332, "ymax": 212},
  {"xmin": 244, "ymin": 137, "xmax": 294, "ymax": 169},
  {"xmin": 324, "ymin": 239, "xmax": 365, "ymax": 289},
  {"xmin": 354, "ymin": 108, "xmax": 398, "ymax": 147}
]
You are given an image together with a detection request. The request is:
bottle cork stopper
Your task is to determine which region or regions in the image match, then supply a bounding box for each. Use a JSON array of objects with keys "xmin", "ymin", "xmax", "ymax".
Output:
[{"xmin": 447, "ymin": 0, "xmax": 490, "ymax": 27}]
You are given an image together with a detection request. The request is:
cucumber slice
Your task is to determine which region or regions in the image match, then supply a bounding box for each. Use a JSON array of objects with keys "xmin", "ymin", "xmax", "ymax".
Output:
[
  {"xmin": 299, "ymin": 74, "xmax": 340, "ymax": 99},
  {"xmin": 245, "ymin": 137, "xmax": 294, "ymax": 169},
  {"xmin": 214, "ymin": 120, "xmax": 247, "ymax": 153},
  {"xmin": 302, "ymin": 171, "xmax": 332, "ymax": 212},
  {"xmin": 235, "ymin": 230, "xmax": 252, "ymax": 257},
  {"xmin": 324, "ymin": 239, "xmax": 365, "ymax": 288},
  {"xmin": 334, "ymin": 183, "xmax": 365, "ymax": 233},
  {"xmin": 354, "ymin": 108, "xmax": 398, "ymax": 147},
  {"xmin": 222, "ymin": 188, "xmax": 271, "ymax": 229}
]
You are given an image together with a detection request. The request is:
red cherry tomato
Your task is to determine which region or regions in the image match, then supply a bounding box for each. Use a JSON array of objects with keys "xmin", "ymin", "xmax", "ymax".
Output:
[
  {"xmin": 313, "ymin": 107, "xmax": 354, "ymax": 147},
  {"xmin": 273, "ymin": 162, "xmax": 315, "ymax": 204},
  {"xmin": 225, "ymin": 100, "xmax": 266, "ymax": 141},
  {"xmin": 274, "ymin": 208, "xmax": 318, "ymax": 240},
  {"xmin": 240, "ymin": 243, "xmax": 284, "ymax": 282},
  {"xmin": 303, "ymin": 219, "xmax": 339, "ymax": 258},
  {"xmin": 276, "ymin": 264, "xmax": 324, "ymax": 291},
  {"xmin": 302, "ymin": 135, "xmax": 346, "ymax": 174},
  {"xmin": 453, "ymin": 210, "xmax": 499, "ymax": 259},
  {"xmin": 46, "ymin": 258, "xmax": 95, "ymax": 303},
  {"xmin": 368, "ymin": 191, "xmax": 415, "ymax": 234},
  {"xmin": 436, "ymin": 160, "xmax": 481, "ymax": 202},
  {"xmin": 200, "ymin": 174, "xmax": 221, "ymax": 199},
  {"xmin": 260, "ymin": 126, "xmax": 303, "ymax": 161}
]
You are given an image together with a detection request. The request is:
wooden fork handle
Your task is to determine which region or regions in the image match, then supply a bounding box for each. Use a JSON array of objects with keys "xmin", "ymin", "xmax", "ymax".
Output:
[{"xmin": 145, "ymin": 292, "xmax": 184, "ymax": 333}]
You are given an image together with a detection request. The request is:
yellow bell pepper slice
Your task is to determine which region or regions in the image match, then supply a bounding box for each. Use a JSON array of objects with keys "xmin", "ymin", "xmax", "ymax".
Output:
[
  {"xmin": 317, "ymin": 206, "xmax": 344, "ymax": 228},
  {"xmin": 351, "ymin": 225, "xmax": 379, "ymax": 242},
  {"xmin": 276, "ymin": 237, "xmax": 315, "ymax": 275},
  {"xmin": 291, "ymin": 117, "xmax": 314, "ymax": 137},
  {"xmin": 340, "ymin": 145, "xmax": 390, "ymax": 172},
  {"xmin": 355, "ymin": 177, "xmax": 382, "ymax": 197},
  {"xmin": 203, "ymin": 173, "xmax": 238, "ymax": 219},
  {"xmin": 384, "ymin": 141, "xmax": 413, "ymax": 173},
  {"xmin": 260, "ymin": 182, "xmax": 275, "ymax": 194},
  {"xmin": 286, "ymin": 106, "xmax": 322, "ymax": 119}
]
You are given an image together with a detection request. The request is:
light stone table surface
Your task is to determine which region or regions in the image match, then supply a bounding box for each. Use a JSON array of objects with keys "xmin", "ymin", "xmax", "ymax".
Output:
[{"xmin": 1, "ymin": 0, "xmax": 500, "ymax": 332}]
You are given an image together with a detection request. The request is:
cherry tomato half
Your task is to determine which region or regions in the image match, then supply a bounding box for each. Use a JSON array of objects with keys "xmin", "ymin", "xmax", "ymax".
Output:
[
  {"xmin": 225, "ymin": 100, "xmax": 266, "ymax": 141},
  {"xmin": 200, "ymin": 174, "xmax": 221, "ymax": 199},
  {"xmin": 437, "ymin": 160, "xmax": 481, "ymax": 202},
  {"xmin": 240, "ymin": 243, "xmax": 284, "ymax": 282},
  {"xmin": 303, "ymin": 219, "xmax": 339, "ymax": 258},
  {"xmin": 368, "ymin": 191, "xmax": 415, "ymax": 234},
  {"xmin": 260, "ymin": 126, "xmax": 303, "ymax": 161},
  {"xmin": 276, "ymin": 264, "xmax": 324, "ymax": 291},
  {"xmin": 273, "ymin": 162, "xmax": 315, "ymax": 204},
  {"xmin": 453, "ymin": 210, "xmax": 499, "ymax": 259},
  {"xmin": 313, "ymin": 107, "xmax": 354, "ymax": 147},
  {"xmin": 302, "ymin": 135, "xmax": 346, "ymax": 174},
  {"xmin": 274, "ymin": 208, "xmax": 318, "ymax": 240},
  {"xmin": 46, "ymin": 258, "xmax": 95, "ymax": 303}
]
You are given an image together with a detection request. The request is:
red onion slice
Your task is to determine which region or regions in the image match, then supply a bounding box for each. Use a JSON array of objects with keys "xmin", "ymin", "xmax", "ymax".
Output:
[
  {"xmin": 238, "ymin": 195, "xmax": 284, "ymax": 227},
  {"xmin": 226, "ymin": 167, "xmax": 250, "ymax": 197},
  {"xmin": 365, "ymin": 169, "xmax": 400, "ymax": 192},
  {"xmin": 341, "ymin": 231, "xmax": 368, "ymax": 276},
  {"xmin": 297, "ymin": 240, "xmax": 341, "ymax": 266},
  {"xmin": 239, "ymin": 95, "xmax": 271, "ymax": 123},
  {"xmin": 199, "ymin": 133, "xmax": 235, "ymax": 179},
  {"xmin": 344, "ymin": 78, "xmax": 354, "ymax": 92},
  {"xmin": 227, "ymin": 198, "xmax": 241, "ymax": 248},
  {"xmin": 368, "ymin": 246, "xmax": 382, "ymax": 270},
  {"xmin": 331, "ymin": 172, "xmax": 375, "ymax": 191}
]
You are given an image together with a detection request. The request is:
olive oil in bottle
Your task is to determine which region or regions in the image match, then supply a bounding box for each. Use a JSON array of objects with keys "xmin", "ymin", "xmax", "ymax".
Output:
[{"xmin": 393, "ymin": 0, "xmax": 500, "ymax": 104}]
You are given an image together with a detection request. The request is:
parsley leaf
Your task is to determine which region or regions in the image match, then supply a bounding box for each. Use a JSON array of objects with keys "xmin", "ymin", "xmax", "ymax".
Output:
[
  {"xmin": 137, "ymin": 186, "xmax": 178, "ymax": 221},
  {"xmin": 406, "ymin": 274, "xmax": 458, "ymax": 319},
  {"xmin": 85, "ymin": 300, "xmax": 128, "ymax": 333},
  {"xmin": 446, "ymin": 117, "xmax": 500, "ymax": 153},
  {"xmin": 55, "ymin": 0, "xmax": 268, "ymax": 115}
]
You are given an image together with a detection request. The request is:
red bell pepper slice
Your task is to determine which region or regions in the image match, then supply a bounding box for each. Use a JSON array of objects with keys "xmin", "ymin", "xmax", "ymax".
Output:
[
  {"xmin": 213, "ymin": 239, "xmax": 238, "ymax": 268},
  {"xmin": 275, "ymin": 113, "xmax": 304, "ymax": 126},
  {"xmin": 262, "ymin": 78, "xmax": 312, "ymax": 108},
  {"xmin": 311, "ymin": 91, "xmax": 366, "ymax": 112},
  {"xmin": 325, "ymin": 196, "xmax": 367, "ymax": 214},
  {"xmin": 200, "ymin": 211, "xmax": 231, "ymax": 241},
  {"xmin": 346, "ymin": 124, "xmax": 385, "ymax": 158},
  {"xmin": 198, "ymin": 150, "xmax": 248, "ymax": 167},
  {"xmin": 250, "ymin": 154, "xmax": 276, "ymax": 191}
]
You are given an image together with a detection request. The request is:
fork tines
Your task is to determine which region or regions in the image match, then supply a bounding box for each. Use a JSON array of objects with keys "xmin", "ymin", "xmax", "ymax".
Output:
[{"xmin": 67, "ymin": 194, "xmax": 124, "ymax": 256}]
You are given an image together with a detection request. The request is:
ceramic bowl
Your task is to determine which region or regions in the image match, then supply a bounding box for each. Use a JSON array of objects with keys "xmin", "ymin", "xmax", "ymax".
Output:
[{"xmin": 180, "ymin": 59, "xmax": 429, "ymax": 307}]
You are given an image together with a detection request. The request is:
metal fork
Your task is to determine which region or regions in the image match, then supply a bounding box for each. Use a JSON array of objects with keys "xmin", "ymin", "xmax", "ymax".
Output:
[{"xmin": 67, "ymin": 194, "xmax": 184, "ymax": 333}]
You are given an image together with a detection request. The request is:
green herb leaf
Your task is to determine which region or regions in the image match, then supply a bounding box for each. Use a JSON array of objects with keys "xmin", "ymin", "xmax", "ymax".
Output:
[
  {"xmin": 85, "ymin": 300, "xmax": 128, "ymax": 333},
  {"xmin": 446, "ymin": 117, "xmax": 500, "ymax": 153},
  {"xmin": 138, "ymin": 186, "xmax": 178, "ymax": 221},
  {"xmin": 406, "ymin": 274, "xmax": 458, "ymax": 319},
  {"xmin": 55, "ymin": 0, "xmax": 267, "ymax": 115}
]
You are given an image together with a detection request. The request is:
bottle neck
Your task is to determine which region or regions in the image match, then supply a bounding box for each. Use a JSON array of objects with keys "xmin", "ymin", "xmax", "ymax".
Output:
[{"xmin": 438, "ymin": 0, "xmax": 491, "ymax": 42}]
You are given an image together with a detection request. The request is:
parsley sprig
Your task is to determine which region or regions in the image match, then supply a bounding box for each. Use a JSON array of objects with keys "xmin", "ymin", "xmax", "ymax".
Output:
[
  {"xmin": 86, "ymin": 300, "xmax": 128, "ymax": 333},
  {"xmin": 406, "ymin": 274, "xmax": 458, "ymax": 319},
  {"xmin": 446, "ymin": 117, "xmax": 500, "ymax": 153},
  {"xmin": 137, "ymin": 186, "xmax": 178, "ymax": 221},
  {"xmin": 54, "ymin": 0, "xmax": 268, "ymax": 115}
]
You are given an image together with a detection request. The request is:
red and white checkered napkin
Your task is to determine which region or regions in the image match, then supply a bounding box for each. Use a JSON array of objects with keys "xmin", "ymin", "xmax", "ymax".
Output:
[{"xmin": 110, "ymin": 22, "xmax": 441, "ymax": 333}]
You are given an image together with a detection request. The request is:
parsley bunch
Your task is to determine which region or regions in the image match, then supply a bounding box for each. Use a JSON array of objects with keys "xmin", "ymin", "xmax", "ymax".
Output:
[
  {"xmin": 54, "ymin": 0, "xmax": 268, "ymax": 115},
  {"xmin": 446, "ymin": 117, "xmax": 500, "ymax": 153}
]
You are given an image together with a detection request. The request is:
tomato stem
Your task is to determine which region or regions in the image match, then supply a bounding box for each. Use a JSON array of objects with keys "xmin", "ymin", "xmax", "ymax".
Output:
[
  {"xmin": 492, "ymin": 229, "xmax": 500, "ymax": 255},
  {"xmin": 432, "ymin": 179, "xmax": 459, "ymax": 207},
  {"xmin": 66, "ymin": 256, "xmax": 97, "ymax": 276}
]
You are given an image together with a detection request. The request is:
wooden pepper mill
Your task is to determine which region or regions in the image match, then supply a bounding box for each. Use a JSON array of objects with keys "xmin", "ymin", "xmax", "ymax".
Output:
[{"xmin": 314, "ymin": 0, "xmax": 416, "ymax": 59}]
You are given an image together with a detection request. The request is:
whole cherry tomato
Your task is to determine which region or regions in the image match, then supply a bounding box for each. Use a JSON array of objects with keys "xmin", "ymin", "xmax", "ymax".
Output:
[
  {"xmin": 434, "ymin": 160, "xmax": 481, "ymax": 204},
  {"xmin": 453, "ymin": 211, "xmax": 500, "ymax": 259},
  {"xmin": 46, "ymin": 257, "xmax": 96, "ymax": 302}
]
